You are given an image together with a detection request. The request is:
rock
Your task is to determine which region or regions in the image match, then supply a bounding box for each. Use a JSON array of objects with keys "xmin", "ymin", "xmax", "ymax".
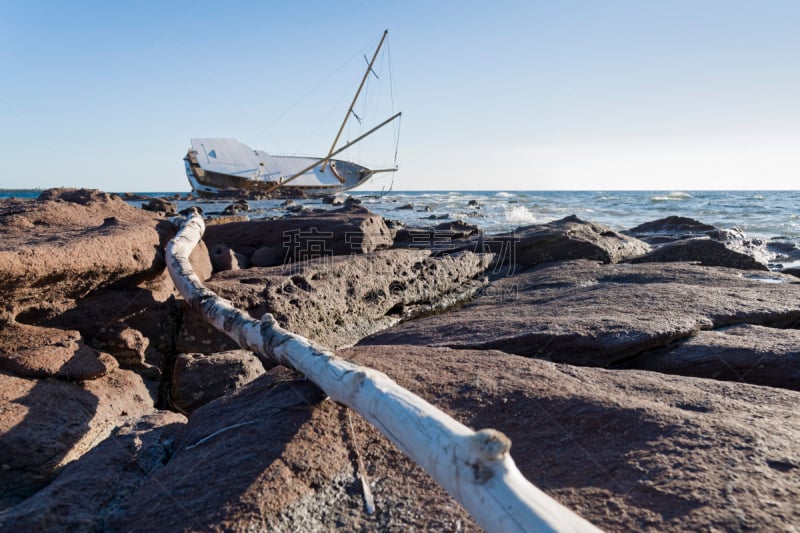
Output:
[
  {"xmin": 250, "ymin": 245, "xmax": 286, "ymax": 267},
  {"xmin": 321, "ymin": 193, "xmax": 345, "ymax": 205},
  {"xmin": 209, "ymin": 243, "xmax": 249, "ymax": 272},
  {"xmin": 281, "ymin": 199, "xmax": 298, "ymax": 208},
  {"xmin": 626, "ymin": 216, "xmax": 716, "ymax": 243},
  {"xmin": 91, "ymin": 323, "xmax": 150, "ymax": 369},
  {"xmin": 0, "ymin": 411, "xmax": 185, "ymax": 531},
  {"xmin": 176, "ymin": 306, "xmax": 241, "ymax": 355},
  {"xmin": 620, "ymin": 324, "xmax": 800, "ymax": 390},
  {"xmin": 33, "ymin": 282, "xmax": 183, "ymax": 377},
  {"xmin": 185, "ymin": 248, "xmax": 492, "ymax": 350},
  {"xmin": 36, "ymin": 188, "xmax": 118, "ymax": 204},
  {"xmin": 485, "ymin": 215, "xmax": 650, "ymax": 270},
  {"xmin": 393, "ymin": 221, "xmax": 482, "ymax": 252},
  {"xmin": 783, "ymin": 266, "xmax": 800, "ymax": 278},
  {"xmin": 170, "ymin": 350, "xmax": 266, "ymax": 413},
  {"xmin": 359, "ymin": 260, "xmax": 800, "ymax": 368},
  {"xmin": 202, "ymin": 206, "xmax": 392, "ymax": 268},
  {"xmin": 140, "ymin": 198, "xmax": 177, "ymax": 216},
  {"xmin": 468, "ymin": 199, "xmax": 481, "ymax": 208},
  {"xmin": 100, "ymin": 346, "xmax": 800, "ymax": 531},
  {"xmin": 395, "ymin": 203, "xmax": 414, "ymax": 210},
  {"xmin": 0, "ymin": 189, "xmax": 166, "ymax": 325},
  {"xmin": 628, "ymin": 237, "xmax": 769, "ymax": 271},
  {"xmin": 222, "ymin": 199, "xmax": 250, "ymax": 215},
  {"xmin": 0, "ymin": 367, "xmax": 154, "ymax": 508},
  {"xmin": 0, "ymin": 324, "xmax": 118, "ymax": 381},
  {"xmin": 344, "ymin": 196, "xmax": 362, "ymax": 207}
]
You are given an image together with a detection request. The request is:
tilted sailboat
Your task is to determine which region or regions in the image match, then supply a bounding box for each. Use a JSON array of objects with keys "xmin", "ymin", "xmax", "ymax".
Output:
[{"xmin": 184, "ymin": 31, "xmax": 400, "ymax": 198}]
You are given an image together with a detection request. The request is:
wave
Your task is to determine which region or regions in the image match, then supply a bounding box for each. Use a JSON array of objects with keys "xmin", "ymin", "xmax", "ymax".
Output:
[
  {"xmin": 505, "ymin": 205, "xmax": 536, "ymax": 225},
  {"xmin": 650, "ymin": 191, "xmax": 692, "ymax": 202},
  {"xmin": 495, "ymin": 192, "xmax": 514, "ymax": 198}
]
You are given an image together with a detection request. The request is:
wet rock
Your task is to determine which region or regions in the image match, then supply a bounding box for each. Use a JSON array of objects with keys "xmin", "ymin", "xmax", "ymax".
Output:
[
  {"xmin": 360, "ymin": 260, "xmax": 800, "ymax": 367},
  {"xmin": 468, "ymin": 199, "xmax": 481, "ymax": 208},
  {"xmin": 0, "ymin": 411, "xmax": 185, "ymax": 531},
  {"xmin": 783, "ymin": 266, "xmax": 800, "ymax": 278},
  {"xmin": 344, "ymin": 196, "xmax": 362, "ymax": 207},
  {"xmin": 0, "ymin": 368, "xmax": 154, "ymax": 508},
  {"xmin": 321, "ymin": 193, "xmax": 345, "ymax": 205},
  {"xmin": 620, "ymin": 324, "xmax": 800, "ymax": 391},
  {"xmin": 628, "ymin": 237, "xmax": 769, "ymax": 271},
  {"xmin": 281, "ymin": 199, "xmax": 298, "ymax": 208},
  {"xmin": 487, "ymin": 215, "xmax": 650, "ymax": 269},
  {"xmin": 170, "ymin": 350, "xmax": 266, "ymax": 413},
  {"xmin": 202, "ymin": 206, "xmax": 392, "ymax": 268},
  {"xmin": 222, "ymin": 199, "xmax": 250, "ymax": 215},
  {"xmin": 140, "ymin": 198, "xmax": 177, "ymax": 216},
  {"xmin": 395, "ymin": 203, "xmax": 414, "ymax": 210},
  {"xmin": 626, "ymin": 216, "xmax": 716, "ymax": 244},
  {"xmin": 187, "ymin": 248, "xmax": 492, "ymax": 350}
]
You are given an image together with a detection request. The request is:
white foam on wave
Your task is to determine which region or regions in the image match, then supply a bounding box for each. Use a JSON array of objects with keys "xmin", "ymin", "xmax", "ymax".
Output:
[
  {"xmin": 496, "ymin": 192, "xmax": 513, "ymax": 198},
  {"xmin": 651, "ymin": 191, "xmax": 692, "ymax": 202},
  {"xmin": 505, "ymin": 205, "xmax": 536, "ymax": 225}
]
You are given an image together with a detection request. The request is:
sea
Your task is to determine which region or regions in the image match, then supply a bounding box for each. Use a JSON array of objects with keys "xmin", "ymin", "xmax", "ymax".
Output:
[{"xmin": 4, "ymin": 189, "xmax": 800, "ymax": 268}]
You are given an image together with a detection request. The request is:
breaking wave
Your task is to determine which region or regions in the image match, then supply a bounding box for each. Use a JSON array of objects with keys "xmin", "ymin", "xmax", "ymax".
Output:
[
  {"xmin": 505, "ymin": 205, "xmax": 536, "ymax": 225},
  {"xmin": 650, "ymin": 191, "xmax": 692, "ymax": 202}
]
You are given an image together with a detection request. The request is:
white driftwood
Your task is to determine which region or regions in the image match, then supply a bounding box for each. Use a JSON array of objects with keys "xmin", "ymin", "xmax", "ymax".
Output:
[{"xmin": 166, "ymin": 210, "xmax": 602, "ymax": 533}]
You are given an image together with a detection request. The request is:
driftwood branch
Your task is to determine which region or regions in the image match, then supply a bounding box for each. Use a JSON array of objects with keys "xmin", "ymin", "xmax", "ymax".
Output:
[{"xmin": 166, "ymin": 209, "xmax": 601, "ymax": 533}]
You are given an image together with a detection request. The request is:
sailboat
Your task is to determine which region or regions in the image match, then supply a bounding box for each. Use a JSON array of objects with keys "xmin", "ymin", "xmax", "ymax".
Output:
[{"xmin": 183, "ymin": 31, "xmax": 400, "ymax": 198}]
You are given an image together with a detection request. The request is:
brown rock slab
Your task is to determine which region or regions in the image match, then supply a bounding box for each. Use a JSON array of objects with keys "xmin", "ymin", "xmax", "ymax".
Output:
[
  {"xmin": 628, "ymin": 237, "xmax": 769, "ymax": 271},
  {"xmin": 0, "ymin": 411, "xmax": 185, "ymax": 531},
  {"xmin": 184, "ymin": 248, "xmax": 492, "ymax": 350},
  {"xmin": 100, "ymin": 346, "xmax": 800, "ymax": 531},
  {"xmin": 0, "ymin": 325, "xmax": 118, "ymax": 381},
  {"xmin": 170, "ymin": 350, "xmax": 266, "ymax": 413},
  {"xmin": 0, "ymin": 189, "xmax": 166, "ymax": 324},
  {"xmin": 202, "ymin": 205, "xmax": 393, "ymax": 267},
  {"xmin": 107, "ymin": 365, "xmax": 474, "ymax": 531},
  {"xmin": 359, "ymin": 260, "xmax": 800, "ymax": 367},
  {"xmin": 487, "ymin": 215, "xmax": 650, "ymax": 270},
  {"xmin": 621, "ymin": 323, "xmax": 800, "ymax": 390},
  {"xmin": 0, "ymin": 367, "xmax": 154, "ymax": 508}
]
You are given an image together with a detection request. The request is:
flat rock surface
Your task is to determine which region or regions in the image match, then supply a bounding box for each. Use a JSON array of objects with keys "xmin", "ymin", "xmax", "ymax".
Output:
[
  {"xmin": 629, "ymin": 237, "xmax": 769, "ymax": 270},
  {"xmin": 359, "ymin": 260, "xmax": 800, "ymax": 368},
  {"xmin": 0, "ymin": 189, "xmax": 164, "ymax": 324},
  {"xmin": 95, "ymin": 347, "xmax": 800, "ymax": 531},
  {"xmin": 0, "ymin": 411, "xmax": 185, "ymax": 531},
  {"xmin": 621, "ymin": 323, "xmax": 800, "ymax": 390},
  {"xmin": 181, "ymin": 248, "xmax": 491, "ymax": 351},
  {"xmin": 202, "ymin": 205, "xmax": 393, "ymax": 268},
  {"xmin": 0, "ymin": 368, "xmax": 154, "ymax": 509},
  {"xmin": 0, "ymin": 324, "xmax": 118, "ymax": 381}
]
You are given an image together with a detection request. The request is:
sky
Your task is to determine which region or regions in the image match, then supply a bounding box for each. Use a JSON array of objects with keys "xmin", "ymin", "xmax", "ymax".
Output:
[{"xmin": 1, "ymin": 0, "xmax": 799, "ymax": 192}]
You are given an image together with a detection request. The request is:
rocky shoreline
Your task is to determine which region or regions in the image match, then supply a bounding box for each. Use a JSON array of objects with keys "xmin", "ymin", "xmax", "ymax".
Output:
[{"xmin": 1, "ymin": 189, "xmax": 798, "ymax": 531}]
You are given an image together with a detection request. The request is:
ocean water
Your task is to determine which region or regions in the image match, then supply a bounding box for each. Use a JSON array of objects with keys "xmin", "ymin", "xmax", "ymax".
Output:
[{"xmin": 4, "ymin": 189, "xmax": 800, "ymax": 266}]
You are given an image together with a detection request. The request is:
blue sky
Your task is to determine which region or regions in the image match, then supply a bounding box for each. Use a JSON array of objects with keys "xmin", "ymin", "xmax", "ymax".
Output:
[{"xmin": 1, "ymin": 1, "xmax": 798, "ymax": 191}]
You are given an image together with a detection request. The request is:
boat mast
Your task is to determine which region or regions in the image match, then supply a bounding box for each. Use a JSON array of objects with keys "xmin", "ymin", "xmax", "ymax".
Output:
[
  {"xmin": 321, "ymin": 29, "xmax": 389, "ymax": 173},
  {"xmin": 264, "ymin": 111, "xmax": 401, "ymax": 195}
]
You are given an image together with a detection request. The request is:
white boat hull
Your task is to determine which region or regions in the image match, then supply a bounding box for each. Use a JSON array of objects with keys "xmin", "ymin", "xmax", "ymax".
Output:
[{"xmin": 184, "ymin": 138, "xmax": 374, "ymax": 197}]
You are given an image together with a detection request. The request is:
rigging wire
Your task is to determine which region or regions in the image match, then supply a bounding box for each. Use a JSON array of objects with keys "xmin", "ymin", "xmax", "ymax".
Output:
[{"xmin": 246, "ymin": 33, "xmax": 384, "ymax": 146}]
